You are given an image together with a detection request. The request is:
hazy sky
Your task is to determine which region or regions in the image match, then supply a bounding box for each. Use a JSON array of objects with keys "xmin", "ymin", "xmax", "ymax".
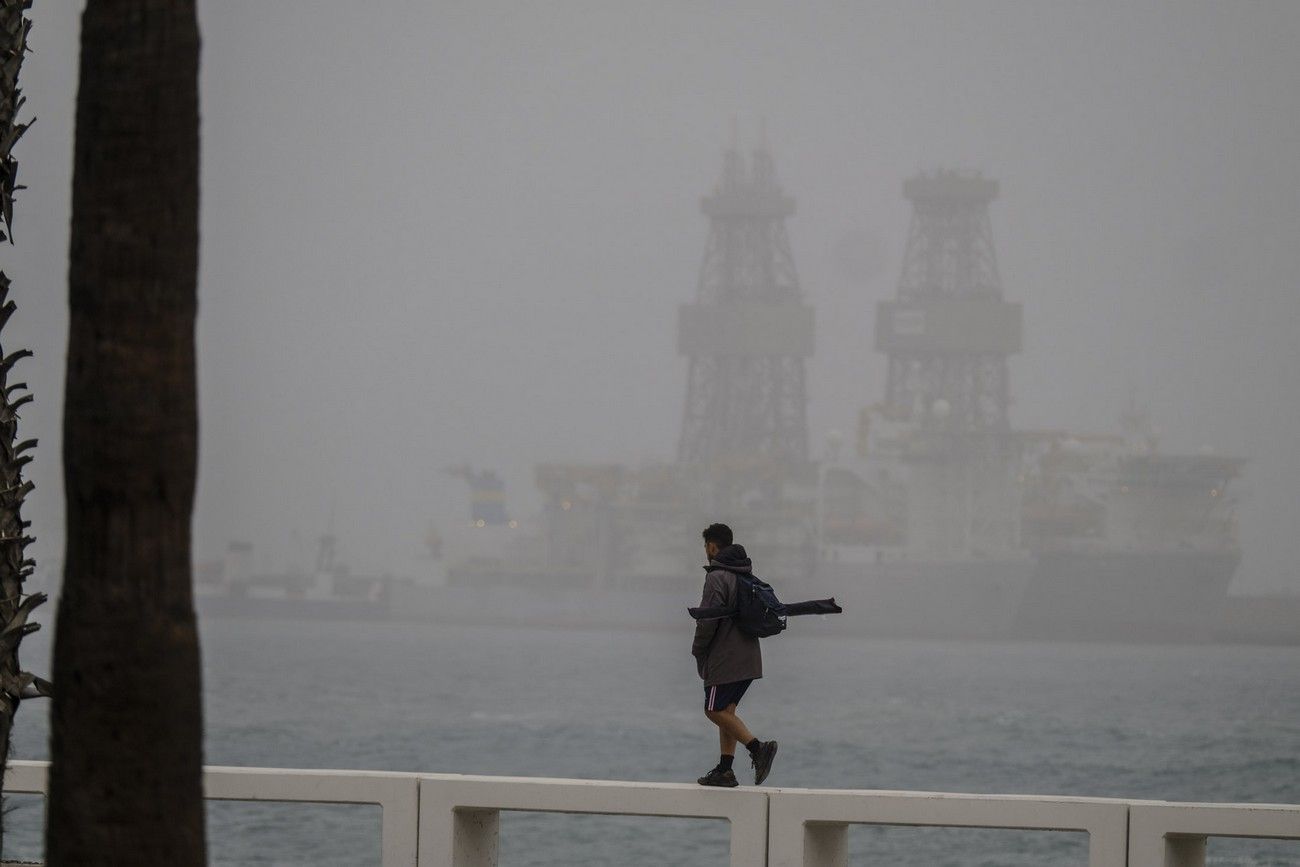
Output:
[{"xmin": 9, "ymin": 2, "xmax": 1300, "ymax": 591}]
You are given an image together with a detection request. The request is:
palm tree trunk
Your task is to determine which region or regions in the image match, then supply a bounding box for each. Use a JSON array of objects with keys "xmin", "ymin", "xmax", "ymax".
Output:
[
  {"xmin": 48, "ymin": 2, "xmax": 205, "ymax": 864},
  {"xmin": 0, "ymin": 1, "xmax": 50, "ymax": 857}
]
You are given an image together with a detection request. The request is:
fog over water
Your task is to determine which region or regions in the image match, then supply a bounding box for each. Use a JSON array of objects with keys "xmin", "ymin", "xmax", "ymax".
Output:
[{"xmin": 9, "ymin": 2, "xmax": 1300, "ymax": 592}]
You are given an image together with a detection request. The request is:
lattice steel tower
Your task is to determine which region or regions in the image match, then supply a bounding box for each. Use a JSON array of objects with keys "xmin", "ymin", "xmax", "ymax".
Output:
[
  {"xmin": 875, "ymin": 171, "xmax": 1024, "ymax": 556},
  {"xmin": 877, "ymin": 171, "xmax": 1021, "ymax": 431},
  {"xmin": 677, "ymin": 144, "xmax": 813, "ymax": 465}
]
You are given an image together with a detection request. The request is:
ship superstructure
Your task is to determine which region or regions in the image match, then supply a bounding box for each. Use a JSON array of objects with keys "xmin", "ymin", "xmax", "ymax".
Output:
[{"xmin": 1014, "ymin": 413, "xmax": 1244, "ymax": 639}]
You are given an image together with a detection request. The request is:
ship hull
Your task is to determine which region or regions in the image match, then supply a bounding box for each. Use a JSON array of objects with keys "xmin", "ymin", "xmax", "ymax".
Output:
[
  {"xmin": 390, "ymin": 555, "xmax": 1035, "ymax": 641},
  {"xmin": 806, "ymin": 556, "xmax": 1035, "ymax": 640},
  {"xmin": 207, "ymin": 549, "xmax": 1279, "ymax": 645},
  {"xmin": 196, "ymin": 593, "xmax": 391, "ymax": 621},
  {"xmin": 390, "ymin": 582, "xmax": 686, "ymax": 631},
  {"xmin": 1014, "ymin": 548, "xmax": 1241, "ymax": 641}
]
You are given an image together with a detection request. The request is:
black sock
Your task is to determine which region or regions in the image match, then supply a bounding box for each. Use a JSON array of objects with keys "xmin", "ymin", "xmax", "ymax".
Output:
[
  {"xmin": 718, "ymin": 754, "xmax": 734, "ymax": 771},
  {"xmin": 746, "ymin": 738, "xmax": 761, "ymax": 753}
]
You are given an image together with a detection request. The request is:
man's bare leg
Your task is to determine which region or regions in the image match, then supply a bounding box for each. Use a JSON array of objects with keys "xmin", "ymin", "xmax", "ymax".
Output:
[
  {"xmin": 719, "ymin": 726, "xmax": 737, "ymax": 757},
  {"xmin": 706, "ymin": 703, "xmax": 755, "ymax": 755}
]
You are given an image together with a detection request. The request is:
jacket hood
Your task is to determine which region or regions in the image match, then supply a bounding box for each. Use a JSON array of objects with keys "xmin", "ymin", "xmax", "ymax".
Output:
[{"xmin": 705, "ymin": 543, "xmax": 752, "ymax": 573}]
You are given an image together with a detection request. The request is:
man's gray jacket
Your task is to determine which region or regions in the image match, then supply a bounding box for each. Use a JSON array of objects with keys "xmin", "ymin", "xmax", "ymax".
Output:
[{"xmin": 691, "ymin": 545, "xmax": 763, "ymax": 688}]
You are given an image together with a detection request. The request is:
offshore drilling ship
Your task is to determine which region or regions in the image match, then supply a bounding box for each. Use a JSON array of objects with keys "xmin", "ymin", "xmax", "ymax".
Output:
[
  {"xmin": 817, "ymin": 171, "xmax": 1243, "ymax": 640},
  {"xmin": 419, "ymin": 148, "xmax": 1244, "ymax": 641}
]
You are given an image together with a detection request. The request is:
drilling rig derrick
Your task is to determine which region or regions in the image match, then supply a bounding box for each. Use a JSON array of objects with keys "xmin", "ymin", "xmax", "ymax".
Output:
[
  {"xmin": 677, "ymin": 143, "xmax": 813, "ymax": 478},
  {"xmin": 876, "ymin": 171, "xmax": 1024, "ymax": 556}
]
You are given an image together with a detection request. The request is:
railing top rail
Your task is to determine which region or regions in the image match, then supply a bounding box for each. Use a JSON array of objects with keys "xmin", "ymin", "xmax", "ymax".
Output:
[
  {"xmin": 4, "ymin": 760, "xmax": 1299, "ymax": 815},
  {"xmin": 419, "ymin": 772, "xmax": 759, "ymax": 791},
  {"xmin": 765, "ymin": 785, "xmax": 1136, "ymax": 806},
  {"xmin": 204, "ymin": 764, "xmax": 422, "ymax": 782},
  {"xmin": 1138, "ymin": 800, "xmax": 1300, "ymax": 813}
]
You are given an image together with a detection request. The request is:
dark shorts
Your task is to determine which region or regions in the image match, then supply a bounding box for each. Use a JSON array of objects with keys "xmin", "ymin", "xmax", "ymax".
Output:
[{"xmin": 704, "ymin": 679, "xmax": 752, "ymax": 712}]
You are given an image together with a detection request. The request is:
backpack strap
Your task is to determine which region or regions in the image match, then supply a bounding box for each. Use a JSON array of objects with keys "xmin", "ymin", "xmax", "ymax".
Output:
[{"xmin": 687, "ymin": 604, "xmax": 735, "ymax": 621}]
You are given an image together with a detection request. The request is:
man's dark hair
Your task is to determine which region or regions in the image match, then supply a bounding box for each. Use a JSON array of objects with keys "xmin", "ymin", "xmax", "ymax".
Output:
[{"xmin": 702, "ymin": 523, "xmax": 733, "ymax": 547}]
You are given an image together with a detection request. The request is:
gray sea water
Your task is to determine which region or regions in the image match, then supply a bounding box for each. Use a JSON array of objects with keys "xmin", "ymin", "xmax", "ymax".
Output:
[{"xmin": 5, "ymin": 617, "xmax": 1299, "ymax": 865}]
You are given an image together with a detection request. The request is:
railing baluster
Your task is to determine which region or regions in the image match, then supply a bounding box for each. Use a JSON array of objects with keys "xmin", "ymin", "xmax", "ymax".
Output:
[
  {"xmin": 451, "ymin": 808, "xmax": 500, "ymax": 867},
  {"xmin": 802, "ymin": 820, "xmax": 849, "ymax": 867},
  {"xmin": 1162, "ymin": 834, "xmax": 1207, "ymax": 867}
]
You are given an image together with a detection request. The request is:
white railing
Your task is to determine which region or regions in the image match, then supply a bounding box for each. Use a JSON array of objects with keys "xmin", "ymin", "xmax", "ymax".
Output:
[
  {"xmin": 1128, "ymin": 801, "xmax": 1300, "ymax": 867},
  {"xmin": 765, "ymin": 787, "xmax": 1129, "ymax": 867},
  {"xmin": 1, "ymin": 762, "xmax": 420, "ymax": 867},
  {"xmin": 418, "ymin": 773, "xmax": 767, "ymax": 867},
  {"xmin": 4, "ymin": 760, "xmax": 1299, "ymax": 866}
]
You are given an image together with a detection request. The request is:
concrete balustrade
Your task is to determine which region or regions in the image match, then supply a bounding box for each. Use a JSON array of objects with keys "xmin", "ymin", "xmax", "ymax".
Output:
[
  {"xmin": 0, "ymin": 761, "xmax": 421, "ymax": 867},
  {"xmin": 417, "ymin": 773, "xmax": 768, "ymax": 867},
  {"xmin": 2, "ymin": 759, "xmax": 45, "ymax": 800},
  {"xmin": 4, "ymin": 760, "xmax": 1300, "ymax": 866},
  {"xmin": 765, "ymin": 788, "xmax": 1129, "ymax": 867},
  {"xmin": 203, "ymin": 766, "xmax": 420, "ymax": 866},
  {"xmin": 1128, "ymin": 801, "xmax": 1300, "ymax": 867}
]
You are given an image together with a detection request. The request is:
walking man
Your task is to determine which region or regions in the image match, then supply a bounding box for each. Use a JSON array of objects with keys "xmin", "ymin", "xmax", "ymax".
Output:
[{"xmin": 692, "ymin": 523, "xmax": 778, "ymax": 787}]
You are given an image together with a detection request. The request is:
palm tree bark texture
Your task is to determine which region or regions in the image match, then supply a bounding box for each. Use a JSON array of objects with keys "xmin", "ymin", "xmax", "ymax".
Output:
[
  {"xmin": 0, "ymin": 0, "xmax": 52, "ymax": 857},
  {"xmin": 48, "ymin": 2, "xmax": 205, "ymax": 864}
]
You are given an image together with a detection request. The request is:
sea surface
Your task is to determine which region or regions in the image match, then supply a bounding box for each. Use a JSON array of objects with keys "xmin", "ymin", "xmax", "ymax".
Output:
[{"xmin": 5, "ymin": 617, "xmax": 1299, "ymax": 865}]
